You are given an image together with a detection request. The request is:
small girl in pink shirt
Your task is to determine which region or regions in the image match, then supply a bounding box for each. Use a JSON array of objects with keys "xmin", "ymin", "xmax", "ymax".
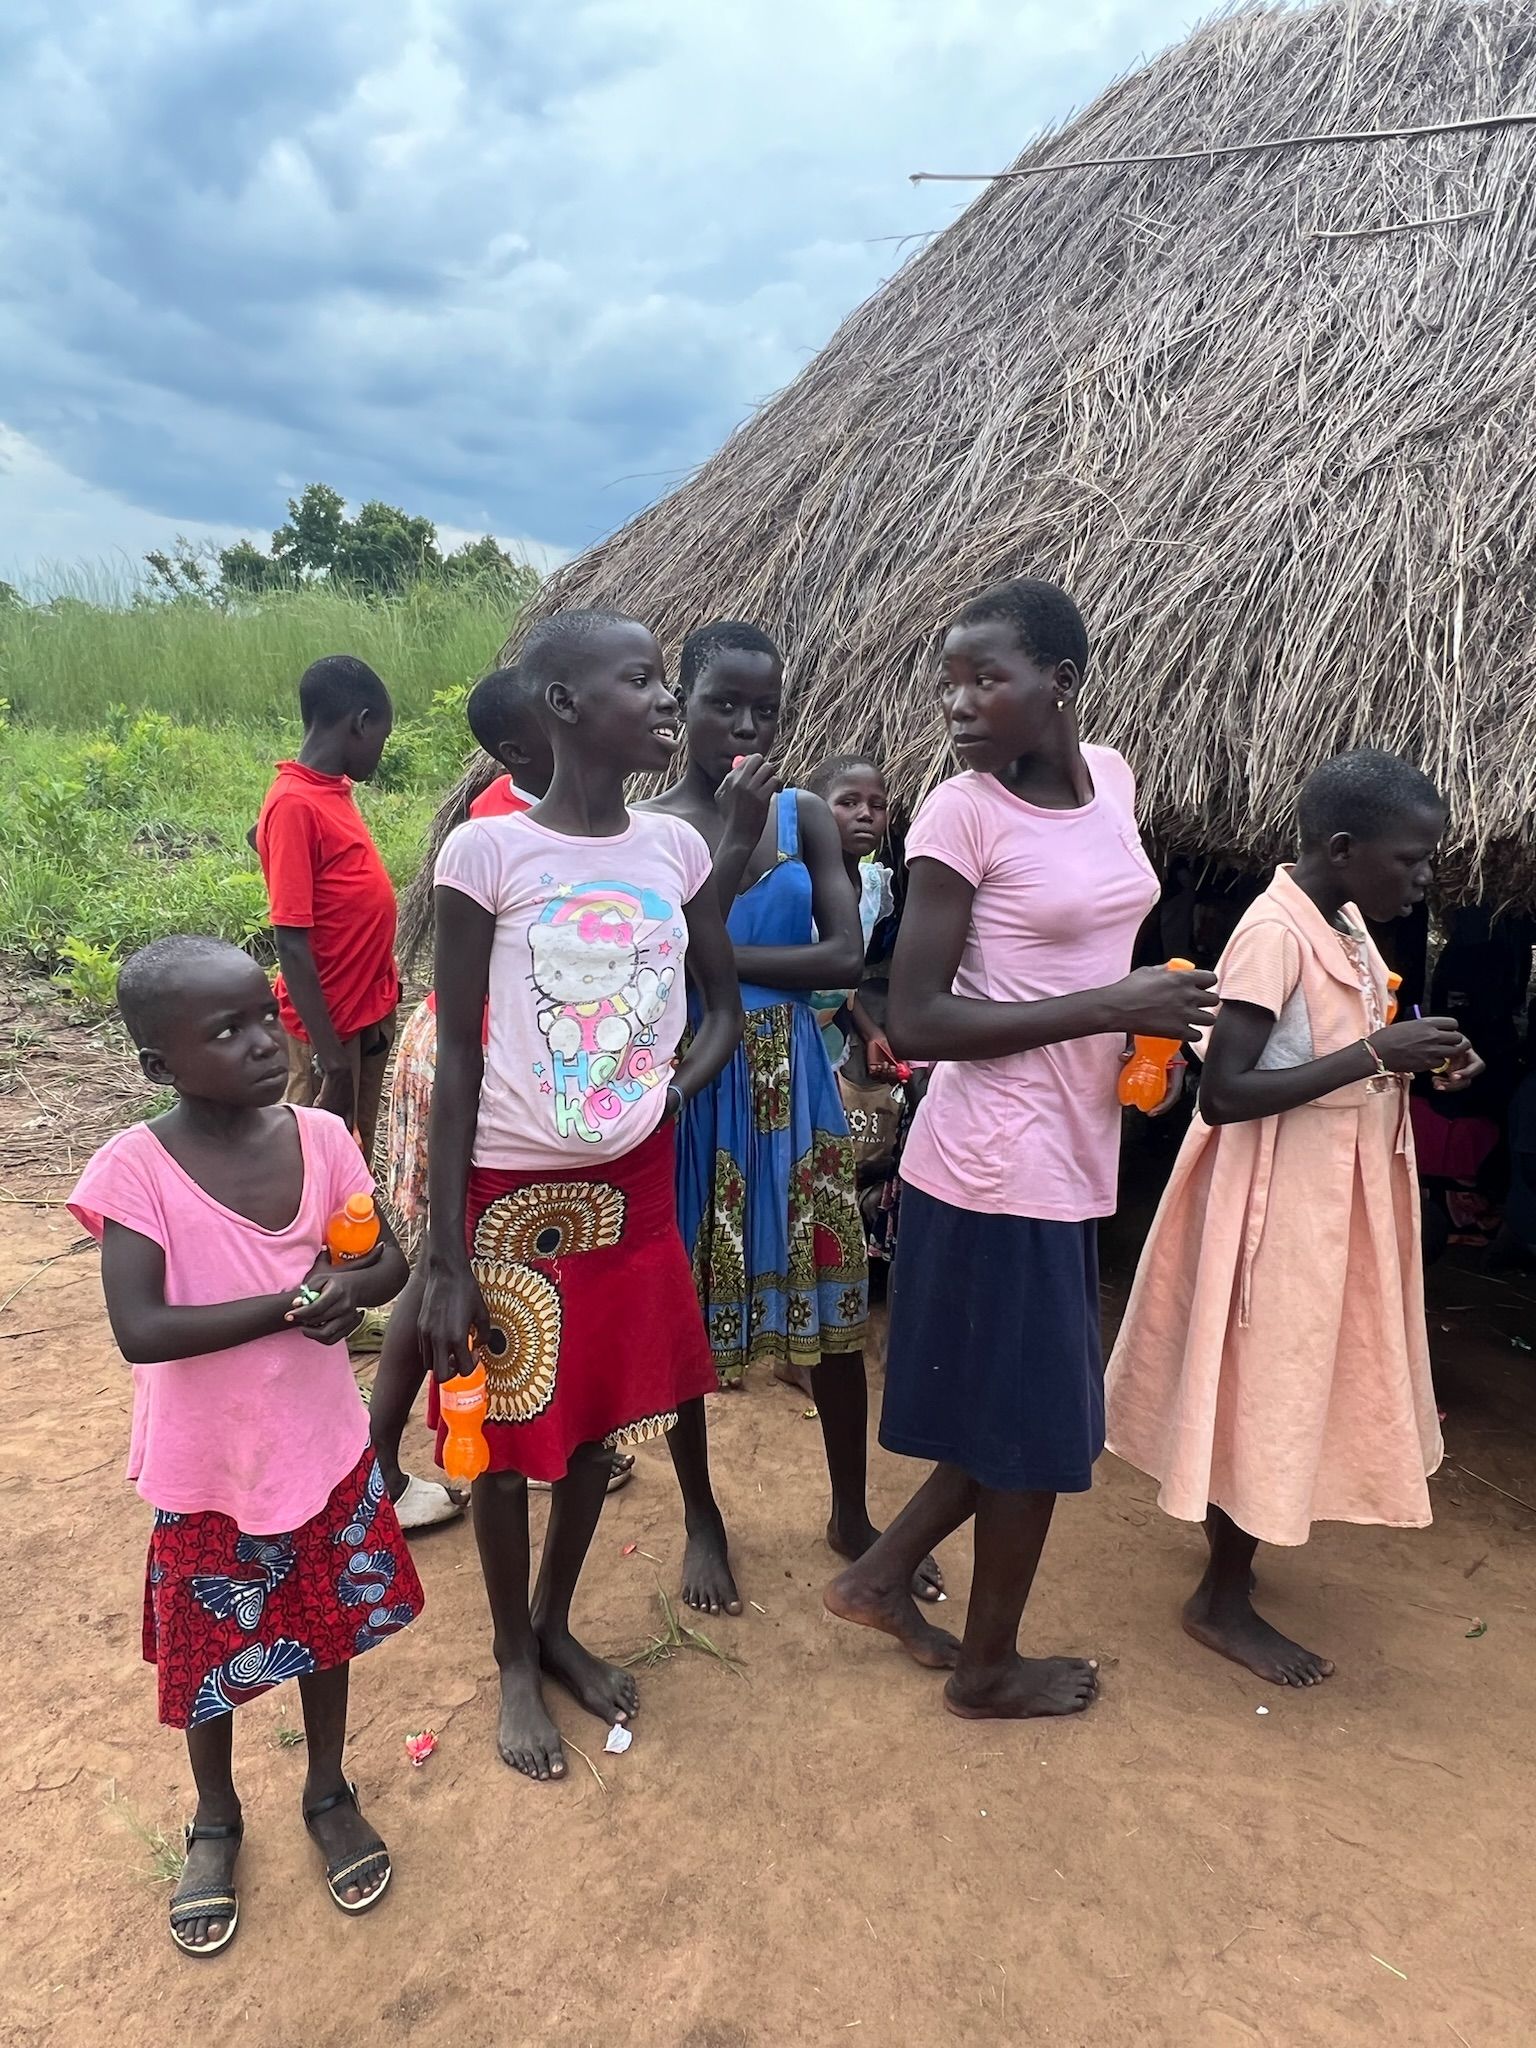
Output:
[
  {"xmin": 826, "ymin": 577, "xmax": 1216, "ymax": 1720},
  {"xmin": 70, "ymin": 936, "xmax": 420, "ymax": 1959}
]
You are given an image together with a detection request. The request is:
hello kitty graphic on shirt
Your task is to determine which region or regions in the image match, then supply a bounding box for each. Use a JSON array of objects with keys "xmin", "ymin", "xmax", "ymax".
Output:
[{"xmin": 527, "ymin": 882, "xmax": 676, "ymax": 1142}]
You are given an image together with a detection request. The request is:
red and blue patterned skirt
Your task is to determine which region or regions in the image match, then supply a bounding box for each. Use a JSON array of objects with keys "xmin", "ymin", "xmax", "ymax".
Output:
[{"xmin": 142, "ymin": 1447, "xmax": 424, "ymax": 1730}]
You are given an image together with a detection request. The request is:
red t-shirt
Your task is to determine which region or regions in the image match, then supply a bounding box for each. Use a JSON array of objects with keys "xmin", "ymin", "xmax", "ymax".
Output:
[
  {"xmin": 257, "ymin": 761, "xmax": 400, "ymax": 1042},
  {"xmin": 425, "ymin": 777, "xmax": 531, "ymax": 1028}
]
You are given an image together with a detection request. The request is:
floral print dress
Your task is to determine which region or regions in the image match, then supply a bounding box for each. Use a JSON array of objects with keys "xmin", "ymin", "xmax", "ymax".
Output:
[{"xmin": 675, "ymin": 793, "xmax": 868, "ymax": 1385}]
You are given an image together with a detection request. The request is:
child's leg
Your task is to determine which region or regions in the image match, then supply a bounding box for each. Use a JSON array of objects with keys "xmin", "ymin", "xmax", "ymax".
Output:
[
  {"xmin": 532, "ymin": 1440, "xmax": 638, "ymax": 1726},
  {"xmin": 296, "ymin": 1665, "xmax": 389, "ymax": 1905},
  {"xmin": 1183, "ymin": 1506, "xmax": 1334, "ymax": 1687},
  {"xmin": 814, "ymin": 1349, "xmax": 944, "ymax": 1600},
  {"xmin": 945, "ymin": 1486, "xmax": 1098, "ymax": 1719},
  {"xmin": 666, "ymin": 1396, "xmax": 742, "ymax": 1616},
  {"xmin": 824, "ymin": 1461, "xmax": 972, "ymax": 1668},
  {"xmin": 472, "ymin": 1468, "xmax": 566, "ymax": 1780},
  {"xmin": 174, "ymin": 1715, "xmax": 242, "ymax": 1951},
  {"xmin": 366, "ymin": 1265, "xmax": 462, "ymax": 1526}
]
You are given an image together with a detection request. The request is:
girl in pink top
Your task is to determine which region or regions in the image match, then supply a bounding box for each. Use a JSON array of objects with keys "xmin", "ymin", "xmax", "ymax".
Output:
[
  {"xmin": 826, "ymin": 577, "xmax": 1216, "ymax": 1720},
  {"xmin": 1107, "ymin": 751, "xmax": 1480, "ymax": 1686},
  {"xmin": 69, "ymin": 936, "xmax": 420, "ymax": 1958},
  {"xmin": 421, "ymin": 610, "xmax": 742, "ymax": 1786}
]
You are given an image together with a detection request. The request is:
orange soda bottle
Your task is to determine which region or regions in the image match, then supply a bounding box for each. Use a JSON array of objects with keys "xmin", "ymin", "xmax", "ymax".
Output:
[
  {"xmin": 1117, "ymin": 958, "xmax": 1198, "ymax": 1112},
  {"xmin": 1386, "ymin": 971, "xmax": 1403, "ymax": 1024},
  {"xmin": 326, "ymin": 1192, "xmax": 380, "ymax": 1263},
  {"xmin": 441, "ymin": 1341, "xmax": 490, "ymax": 1486}
]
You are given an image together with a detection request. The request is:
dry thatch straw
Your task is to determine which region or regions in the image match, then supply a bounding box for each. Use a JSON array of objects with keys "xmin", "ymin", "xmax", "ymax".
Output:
[{"xmin": 490, "ymin": 0, "xmax": 1536, "ymax": 907}]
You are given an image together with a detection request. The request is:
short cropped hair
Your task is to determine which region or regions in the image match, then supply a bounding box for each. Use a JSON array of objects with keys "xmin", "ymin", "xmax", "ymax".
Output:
[
  {"xmin": 678, "ymin": 620, "xmax": 782, "ymax": 698},
  {"xmin": 1297, "ymin": 749, "xmax": 1445, "ymax": 849},
  {"xmin": 466, "ymin": 666, "xmax": 542, "ymax": 757},
  {"xmin": 298, "ymin": 654, "xmax": 391, "ymax": 728},
  {"xmin": 806, "ymin": 753, "xmax": 883, "ymax": 800},
  {"xmin": 953, "ymin": 578, "xmax": 1090, "ymax": 675},
  {"xmin": 517, "ymin": 610, "xmax": 636, "ymax": 692},
  {"xmin": 116, "ymin": 934, "xmax": 243, "ymax": 1049}
]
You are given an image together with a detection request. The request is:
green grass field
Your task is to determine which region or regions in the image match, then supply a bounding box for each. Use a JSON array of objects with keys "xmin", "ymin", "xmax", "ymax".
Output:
[{"xmin": 0, "ymin": 578, "xmax": 524, "ymax": 1008}]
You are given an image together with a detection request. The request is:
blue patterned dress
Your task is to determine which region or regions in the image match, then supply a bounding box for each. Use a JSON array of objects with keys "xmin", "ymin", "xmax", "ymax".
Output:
[{"xmin": 676, "ymin": 793, "xmax": 868, "ymax": 1384}]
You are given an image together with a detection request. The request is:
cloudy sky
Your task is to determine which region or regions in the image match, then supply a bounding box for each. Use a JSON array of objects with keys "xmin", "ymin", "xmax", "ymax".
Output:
[{"xmin": 1, "ymin": 0, "xmax": 1196, "ymax": 594}]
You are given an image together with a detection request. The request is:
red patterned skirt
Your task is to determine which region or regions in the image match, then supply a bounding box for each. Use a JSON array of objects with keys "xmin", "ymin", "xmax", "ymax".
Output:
[
  {"xmin": 427, "ymin": 1123, "xmax": 715, "ymax": 1482},
  {"xmin": 142, "ymin": 1448, "xmax": 424, "ymax": 1730}
]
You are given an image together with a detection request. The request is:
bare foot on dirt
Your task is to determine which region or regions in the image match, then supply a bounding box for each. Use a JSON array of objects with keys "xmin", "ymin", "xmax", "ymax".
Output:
[
  {"xmin": 680, "ymin": 1506, "xmax": 742, "ymax": 1615},
  {"xmin": 495, "ymin": 1652, "xmax": 567, "ymax": 1780},
  {"xmin": 943, "ymin": 1654, "xmax": 1099, "ymax": 1720},
  {"xmin": 823, "ymin": 1563, "xmax": 961, "ymax": 1670},
  {"xmin": 827, "ymin": 1510, "xmax": 944, "ymax": 1604},
  {"xmin": 537, "ymin": 1623, "xmax": 638, "ymax": 1725},
  {"xmin": 1183, "ymin": 1587, "xmax": 1334, "ymax": 1686}
]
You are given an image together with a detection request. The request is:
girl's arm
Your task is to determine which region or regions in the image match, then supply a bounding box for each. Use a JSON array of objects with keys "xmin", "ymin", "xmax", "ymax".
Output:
[
  {"xmin": 675, "ymin": 885, "xmax": 745, "ymax": 1101},
  {"xmin": 286, "ymin": 1210, "xmax": 409, "ymax": 1345},
  {"xmin": 732, "ymin": 793, "xmax": 865, "ymax": 991},
  {"xmin": 849, "ymin": 993, "xmax": 900, "ymax": 1078},
  {"xmin": 419, "ymin": 885, "xmax": 493, "ymax": 1382},
  {"xmin": 707, "ymin": 755, "xmax": 781, "ymax": 915},
  {"xmin": 1199, "ymin": 1003, "xmax": 1468, "ymax": 1126},
  {"xmin": 888, "ymin": 856, "xmax": 1217, "ymax": 1061},
  {"xmin": 100, "ymin": 1222, "xmax": 294, "ymax": 1364}
]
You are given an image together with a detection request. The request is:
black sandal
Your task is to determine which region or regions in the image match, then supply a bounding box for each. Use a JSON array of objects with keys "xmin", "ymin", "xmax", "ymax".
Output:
[
  {"xmin": 168, "ymin": 1818, "xmax": 243, "ymax": 1957},
  {"xmin": 303, "ymin": 1780, "xmax": 392, "ymax": 1915}
]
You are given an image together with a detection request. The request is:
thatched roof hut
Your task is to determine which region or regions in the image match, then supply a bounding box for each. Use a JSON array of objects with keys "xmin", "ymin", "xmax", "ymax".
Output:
[{"xmin": 513, "ymin": 0, "xmax": 1536, "ymax": 902}]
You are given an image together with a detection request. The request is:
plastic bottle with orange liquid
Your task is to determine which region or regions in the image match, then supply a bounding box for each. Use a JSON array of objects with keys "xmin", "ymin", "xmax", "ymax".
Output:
[
  {"xmin": 326, "ymin": 1193, "xmax": 381, "ymax": 1263},
  {"xmin": 441, "ymin": 1339, "xmax": 490, "ymax": 1485},
  {"xmin": 1117, "ymin": 958, "xmax": 1198, "ymax": 1112},
  {"xmin": 1385, "ymin": 972, "xmax": 1403, "ymax": 1024}
]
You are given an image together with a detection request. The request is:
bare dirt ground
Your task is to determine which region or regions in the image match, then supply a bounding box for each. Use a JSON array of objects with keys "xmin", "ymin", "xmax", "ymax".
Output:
[{"xmin": 3, "ymin": 971, "xmax": 1534, "ymax": 2048}]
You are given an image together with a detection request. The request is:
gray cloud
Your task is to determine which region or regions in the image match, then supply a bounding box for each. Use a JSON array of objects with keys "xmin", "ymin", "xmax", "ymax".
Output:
[{"xmin": 0, "ymin": 0, "xmax": 1196, "ymax": 585}]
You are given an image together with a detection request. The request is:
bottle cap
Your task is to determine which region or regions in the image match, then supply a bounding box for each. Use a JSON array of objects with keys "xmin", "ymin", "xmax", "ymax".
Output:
[{"xmin": 344, "ymin": 1193, "xmax": 375, "ymax": 1222}]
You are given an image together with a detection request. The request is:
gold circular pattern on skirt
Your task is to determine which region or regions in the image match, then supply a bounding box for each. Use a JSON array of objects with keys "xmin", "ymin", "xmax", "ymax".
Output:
[
  {"xmin": 473, "ymin": 1181, "xmax": 626, "ymax": 1265},
  {"xmin": 472, "ymin": 1258, "xmax": 563, "ymax": 1423}
]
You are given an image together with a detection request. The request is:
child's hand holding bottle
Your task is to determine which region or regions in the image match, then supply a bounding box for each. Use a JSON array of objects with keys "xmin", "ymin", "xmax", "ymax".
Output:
[{"xmin": 286, "ymin": 1242, "xmax": 384, "ymax": 1345}]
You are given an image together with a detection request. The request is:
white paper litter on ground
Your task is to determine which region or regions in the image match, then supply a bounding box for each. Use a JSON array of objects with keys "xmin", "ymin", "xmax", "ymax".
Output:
[{"xmin": 604, "ymin": 1723, "xmax": 633, "ymax": 1754}]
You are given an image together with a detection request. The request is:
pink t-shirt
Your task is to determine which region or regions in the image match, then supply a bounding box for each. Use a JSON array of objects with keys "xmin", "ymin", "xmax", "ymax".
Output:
[
  {"xmin": 900, "ymin": 749, "xmax": 1159, "ymax": 1221},
  {"xmin": 68, "ymin": 1107, "xmax": 373, "ymax": 1533},
  {"xmin": 435, "ymin": 807, "xmax": 713, "ymax": 1169}
]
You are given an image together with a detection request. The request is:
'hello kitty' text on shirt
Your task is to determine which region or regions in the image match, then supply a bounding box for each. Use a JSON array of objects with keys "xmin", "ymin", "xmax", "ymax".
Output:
[{"xmin": 435, "ymin": 809, "xmax": 712, "ymax": 1169}]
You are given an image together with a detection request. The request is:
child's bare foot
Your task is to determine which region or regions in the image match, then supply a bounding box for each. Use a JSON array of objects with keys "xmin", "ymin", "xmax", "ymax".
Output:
[
  {"xmin": 1183, "ymin": 1587, "xmax": 1334, "ymax": 1686},
  {"xmin": 773, "ymin": 1359, "xmax": 815, "ymax": 1398},
  {"xmin": 537, "ymin": 1623, "xmax": 638, "ymax": 1725},
  {"xmin": 680, "ymin": 1505, "xmax": 742, "ymax": 1615},
  {"xmin": 823, "ymin": 1561, "xmax": 961, "ymax": 1669},
  {"xmin": 495, "ymin": 1651, "xmax": 567, "ymax": 1780},
  {"xmin": 827, "ymin": 1510, "xmax": 945, "ymax": 1603},
  {"xmin": 169, "ymin": 1811, "xmax": 242, "ymax": 1955},
  {"xmin": 943, "ymin": 1654, "xmax": 1099, "ymax": 1720}
]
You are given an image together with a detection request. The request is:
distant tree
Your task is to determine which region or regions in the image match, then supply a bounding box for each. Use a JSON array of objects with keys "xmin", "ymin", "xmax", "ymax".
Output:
[
  {"xmin": 0, "ymin": 580, "xmax": 22, "ymax": 609},
  {"xmin": 140, "ymin": 484, "xmax": 540, "ymax": 605},
  {"xmin": 331, "ymin": 499, "xmax": 442, "ymax": 594},
  {"xmin": 269, "ymin": 483, "xmax": 347, "ymax": 578}
]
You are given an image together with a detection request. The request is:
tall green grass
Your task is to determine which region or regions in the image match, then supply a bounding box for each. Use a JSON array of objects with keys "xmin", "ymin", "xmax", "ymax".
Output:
[
  {"xmin": 0, "ymin": 576, "xmax": 527, "ymax": 1007},
  {"xmin": 0, "ymin": 574, "xmax": 523, "ymax": 726}
]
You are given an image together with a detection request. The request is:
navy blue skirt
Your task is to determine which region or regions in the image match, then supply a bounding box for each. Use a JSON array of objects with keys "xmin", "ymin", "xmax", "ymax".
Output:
[{"xmin": 879, "ymin": 1186, "xmax": 1104, "ymax": 1493}]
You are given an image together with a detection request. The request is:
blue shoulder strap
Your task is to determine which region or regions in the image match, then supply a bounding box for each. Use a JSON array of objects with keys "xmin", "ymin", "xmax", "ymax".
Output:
[{"xmin": 777, "ymin": 790, "xmax": 801, "ymax": 861}]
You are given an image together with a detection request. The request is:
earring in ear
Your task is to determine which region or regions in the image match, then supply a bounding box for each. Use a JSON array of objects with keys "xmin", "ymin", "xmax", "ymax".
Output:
[{"xmin": 1056, "ymin": 696, "xmax": 1066, "ymax": 711}]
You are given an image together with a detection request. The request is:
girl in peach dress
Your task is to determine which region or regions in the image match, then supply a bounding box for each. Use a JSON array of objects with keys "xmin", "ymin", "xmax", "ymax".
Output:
[{"xmin": 1107, "ymin": 752, "xmax": 1483, "ymax": 1687}]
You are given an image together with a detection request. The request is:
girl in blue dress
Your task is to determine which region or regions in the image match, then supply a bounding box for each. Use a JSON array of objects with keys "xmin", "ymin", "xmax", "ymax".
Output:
[{"xmin": 647, "ymin": 621, "xmax": 943, "ymax": 1616}]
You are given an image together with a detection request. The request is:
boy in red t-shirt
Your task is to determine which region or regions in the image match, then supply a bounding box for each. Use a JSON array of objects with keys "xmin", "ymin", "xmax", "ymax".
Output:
[{"xmin": 256, "ymin": 656, "xmax": 399, "ymax": 1162}]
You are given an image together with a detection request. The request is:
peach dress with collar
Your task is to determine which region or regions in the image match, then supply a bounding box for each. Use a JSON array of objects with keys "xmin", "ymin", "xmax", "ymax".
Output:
[{"xmin": 1105, "ymin": 866, "xmax": 1443, "ymax": 1546}]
